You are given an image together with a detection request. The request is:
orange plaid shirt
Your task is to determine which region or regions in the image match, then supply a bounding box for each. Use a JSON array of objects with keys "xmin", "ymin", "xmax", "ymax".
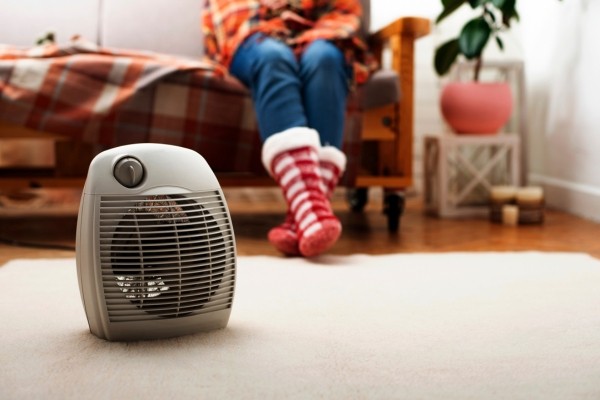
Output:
[{"xmin": 202, "ymin": 0, "xmax": 375, "ymax": 84}]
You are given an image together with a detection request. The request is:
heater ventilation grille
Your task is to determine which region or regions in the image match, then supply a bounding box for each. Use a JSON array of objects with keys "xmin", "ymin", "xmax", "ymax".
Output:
[{"xmin": 99, "ymin": 191, "xmax": 235, "ymax": 322}]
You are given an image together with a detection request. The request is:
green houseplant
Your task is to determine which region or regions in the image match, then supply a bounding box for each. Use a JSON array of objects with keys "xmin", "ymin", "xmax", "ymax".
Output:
[
  {"xmin": 433, "ymin": 0, "xmax": 562, "ymax": 134},
  {"xmin": 433, "ymin": 0, "xmax": 521, "ymax": 134},
  {"xmin": 434, "ymin": 0, "xmax": 520, "ymax": 81}
]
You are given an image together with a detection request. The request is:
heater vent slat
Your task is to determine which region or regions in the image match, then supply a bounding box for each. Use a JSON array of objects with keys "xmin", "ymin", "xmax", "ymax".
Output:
[
  {"xmin": 103, "ymin": 282, "xmax": 235, "ymax": 298},
  {"xmin": 99, "ymin": 199, "xmax": 224, "ymax": 213},
  {"xmin": 99, "ymin": 215, "xmax": 231, "ymax": 231},
  {"xmin": 104, "ymin": 276, "xmax": 234, "ymax": 293},
  {"xmin": 108, "ymin": 298, "xmax": 234, "ymax": 316},
  {"xmin": 101, "ymin": 253, "xmax": 233, "ymax": 268},
  {"xmin": 102, "ymin": 266, "xmax": 235, "ymax": 283},
  {"xmin": 104, "ymin": 252, "xmax": 231, "ymax": 262},
  {"xmin": 108, "ymin": 302, "xmax": 233, "ymax": 322},
  {"xmin": 100, "ymin": 207, "xmax": 227, "ymax": 227},
  {"xmin": 103, "ymin": 276, "xmax": 234, "ymax": 293},
  {"xmin": 104, "ymin": 283, "xmax": 234, "ymax": 301},
  {"xmin": 100, "ymin": 236, "xmax": 234, "ymax": 251},
  {"xmin": 101, "ymin": 257, "xmax": 235, "ymax": 271},
  {"xmin": 106, "ymin": 289, "xmax": 234, "ymax": 308},
  {"xmin": 100, "ymin": 192, "xmax": 221, "ymax": 204},
  {"xmin": 99, "ymin": 233, "xmax": 233, "ymax": 247},
  {"xmin": 99, "ymin": 192, "xmax": 236, "ymax": 322},
  {"xmin": 99, "ymin": 240, "xmax": 234, "ymax": 257},
  {"xmin": 101, "ymin": 257, "xmax": 231, "ymax": 267},
  {"xmin": 99, "ymin": 202, "xmax": 224, "ymax": 213}
]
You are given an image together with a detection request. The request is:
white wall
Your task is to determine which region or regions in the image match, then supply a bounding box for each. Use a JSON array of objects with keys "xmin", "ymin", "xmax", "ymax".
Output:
[
  {"xmin": 0, "ymin": 0, "xmax": 203, "ymax": 58},
  {"xmin": 523, "ymin": 0, "xmax": 600, "ymax": 222},
  {"xmin": 0, "ymin": 0, "xmax": 100, "ymax": 45},
  {"xmin": 371, "ymin": 0, "xmax": 600, "ymax": 222},
  {"xmin": 101, "ymin": 0, "xmax": 204, "ymax": 58}
]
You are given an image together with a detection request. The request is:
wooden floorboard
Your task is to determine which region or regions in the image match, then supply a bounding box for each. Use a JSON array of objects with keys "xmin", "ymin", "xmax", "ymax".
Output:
[{"xmin": 1, "ymin": 188, "xmax": 599, "ymax": 264}]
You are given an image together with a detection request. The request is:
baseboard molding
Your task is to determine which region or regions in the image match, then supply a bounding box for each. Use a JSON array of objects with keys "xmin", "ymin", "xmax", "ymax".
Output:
[{"xmin": 529, "ymin": 173, "xmax": 600, "ymax": 223}]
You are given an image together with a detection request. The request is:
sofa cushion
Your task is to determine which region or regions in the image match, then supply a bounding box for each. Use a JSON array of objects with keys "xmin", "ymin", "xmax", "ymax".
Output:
[{"xmin": 362, "ymin": 69, "xmax": 401, "ymax": 110}]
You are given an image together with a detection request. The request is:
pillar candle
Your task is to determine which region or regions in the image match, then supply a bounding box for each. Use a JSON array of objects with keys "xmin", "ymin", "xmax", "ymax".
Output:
[
  {"xmin": 502, "ymin": 205, "xmax": 519, "ymax": 226},
  {"xmin": 516, "ymin": 186, "xmax": 544, "ymax": 206},
  {"xmin": 490, "ymin": 186, "xmax": 517, "ymax": 204}
]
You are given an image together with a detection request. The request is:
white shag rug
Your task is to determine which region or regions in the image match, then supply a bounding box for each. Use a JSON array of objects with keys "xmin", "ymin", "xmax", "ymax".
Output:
[{"xmin": 2, "ymin": 253, "xmax": 600, "ymax": 400}]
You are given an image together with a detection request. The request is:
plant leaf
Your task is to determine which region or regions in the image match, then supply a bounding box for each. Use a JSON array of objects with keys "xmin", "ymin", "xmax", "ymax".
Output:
[
  {"xmin": 35, "ymin": 32, "xmax": 55, "ymax": 46},
  {"xmin": 495, "ymin": 36, "xmax": 504, "ymax": 50},
  {"xmin": 491, "ymin": 0, "xmax": 507, "ymax": 8},
  {"xmin": 485, "ymin": 8, "xmax": 496, "ymax": 22},
  {"xmin": 499, "ymin": 0, "xmax": 517, "ymax": 26},
  {"xmin": 434, "ymin": 38, "xmax": 461, "ymax": 76},
  {"xmin": 468, "ymin": 0, "xmax": 488, "ymax": 8},
  {"xmin": 512, "ymin": 8, "xmax": 520, "ymax": 22},
  {"xmin": 459, "ymin": 18, "xmax": 492, "ymax": 59},
  {"xmin": 442, "ymin": 0, "xmax": 462, "ymax": 6},
  {"xmin": 436, "ymin": 0, "xmax": 467, "ymax": 24}
]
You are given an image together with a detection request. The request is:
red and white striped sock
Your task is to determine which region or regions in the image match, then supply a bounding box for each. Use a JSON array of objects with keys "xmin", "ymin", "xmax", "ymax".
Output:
[
  {"xmin": 267, "ymin": 211, "xmax": 299, "ymax": 256},
  {"xmin": 318, "ymin": 145, "xmax": 347, "ymax": 199},
  {"xmin": 268, "ymin": 145, "xmax": 347, "ymax": 256},
  {"xmin": 263, "ymin": 128, "xmax": 341, "ymax": 257}
]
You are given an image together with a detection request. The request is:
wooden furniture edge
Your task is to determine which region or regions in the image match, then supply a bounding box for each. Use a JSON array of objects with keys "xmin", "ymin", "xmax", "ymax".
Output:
[
  {"xmin": 366, "ymin": 16, "xmax": 431, "ymax": 190},
  {"xmin": 371, "ymin": 17, "xmax": 431, "ymax": 42}
]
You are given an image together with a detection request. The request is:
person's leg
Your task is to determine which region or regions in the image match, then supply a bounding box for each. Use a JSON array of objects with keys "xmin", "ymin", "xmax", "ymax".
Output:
[
  {"xmin": 231, "ymin": 34, "xmax": 341, "ymax": 257},
  {"xmin": 264, "ymin": 40, "xmax": 350, "ymax": 255},
  {"xmin": 230, "ymin": 34, "xmax": 306, "ymax": 255},
  {"xmin": 229, "ymin": 33, "xmax": 308, "ymax": 141},
  {"xmin": 299, "ymin": 40, "xmax": 351, "ymax": 149}
]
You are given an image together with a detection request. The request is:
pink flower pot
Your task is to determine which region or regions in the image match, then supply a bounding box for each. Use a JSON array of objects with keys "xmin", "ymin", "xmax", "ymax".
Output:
[{"xmin": 440, "ymin": 82, "xmax": 513, "ymax": 134}]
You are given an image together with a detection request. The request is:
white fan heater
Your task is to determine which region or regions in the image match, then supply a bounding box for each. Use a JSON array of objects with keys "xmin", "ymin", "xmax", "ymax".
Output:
[{"xmin": 76, "ymin": 144, "xmax": 236, "ymax": 341}]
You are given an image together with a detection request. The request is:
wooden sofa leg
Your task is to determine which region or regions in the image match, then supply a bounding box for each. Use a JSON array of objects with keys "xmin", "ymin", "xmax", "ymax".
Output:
[
  {"xmin": 346, "ymin": 187, "xmax": 369, "ymax": 212},
  {"xmin": 383, "ymin": 190, "xmax": 406, "ymax": 233}
]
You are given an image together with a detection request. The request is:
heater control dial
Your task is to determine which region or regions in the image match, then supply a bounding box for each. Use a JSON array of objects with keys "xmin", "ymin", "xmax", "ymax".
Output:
[{"xmin": 114, "ymin": 157, "xmax": 144, "ymax": 188}]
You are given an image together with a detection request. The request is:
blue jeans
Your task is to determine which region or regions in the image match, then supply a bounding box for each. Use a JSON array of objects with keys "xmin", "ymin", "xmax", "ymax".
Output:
[{"xmin": 229, "ymin": 33, "xmax": 351, "ymax": 148}]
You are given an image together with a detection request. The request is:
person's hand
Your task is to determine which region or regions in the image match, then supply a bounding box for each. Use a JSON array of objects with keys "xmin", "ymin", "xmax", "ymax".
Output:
[{"xmin": 260, "ymin": 0, "xmax": 287, "ymax": 10}]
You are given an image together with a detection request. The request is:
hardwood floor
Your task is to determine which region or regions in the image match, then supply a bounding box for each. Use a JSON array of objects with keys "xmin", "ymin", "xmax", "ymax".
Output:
[{"xmin": 1, "ymin": 187, "xmax": 599, "ymax": 264}]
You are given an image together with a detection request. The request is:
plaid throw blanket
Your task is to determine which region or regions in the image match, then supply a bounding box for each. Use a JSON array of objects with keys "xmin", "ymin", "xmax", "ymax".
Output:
[
  {"xmin": 0, "ymin": 41, "xmax": 362, "ymax": 182},
  {"xmin": 203, "ymin": 0, "xmax": 375, "ymax": 84}
]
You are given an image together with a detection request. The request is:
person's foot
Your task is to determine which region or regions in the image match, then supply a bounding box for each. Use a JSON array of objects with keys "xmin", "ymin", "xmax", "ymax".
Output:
[
  {"xmin": 268, "ymin": 213, "xmax": 300, "ymax": 256},
  {"xmin": 298, "ymin": 218, "xmax": 341, "ymax": 257},
  {"xmin": 262, "ymin": 128, "xmax": 343, "ymax": 257}
]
